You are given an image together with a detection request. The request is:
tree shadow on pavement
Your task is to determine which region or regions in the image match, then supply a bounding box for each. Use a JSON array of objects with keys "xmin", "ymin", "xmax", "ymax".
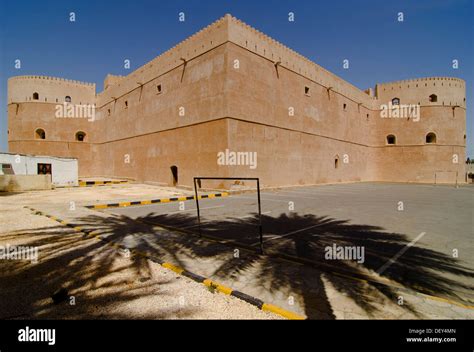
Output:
[
  {"xmin": 0, "ymin": 220, "xmax": 199, "ymax": 319},
  {"xmin": 52, "ymin": 210, "xmax": 474, "ymax": 320}
]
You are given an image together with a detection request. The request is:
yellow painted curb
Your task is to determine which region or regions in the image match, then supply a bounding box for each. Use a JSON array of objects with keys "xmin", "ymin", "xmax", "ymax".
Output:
[
  {"xmin": 420, "ymin": 293, "xmax": 474, "ymax": 310},
  {"xmin": 162, "ymin": 262, "xmax": 184, "ymax": 274},
  {"xmin": 261, "ymin": 303, "xmax": 306, "ymax": 320},
  {"xmin": 203, "ymin": 279, "xmax": 233, "ymax": 295}
]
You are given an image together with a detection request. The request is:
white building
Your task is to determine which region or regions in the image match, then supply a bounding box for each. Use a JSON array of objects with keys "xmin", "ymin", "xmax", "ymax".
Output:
[{"xmin": 0, "ymin": 152, "xmax": 78, "ymax": 187}]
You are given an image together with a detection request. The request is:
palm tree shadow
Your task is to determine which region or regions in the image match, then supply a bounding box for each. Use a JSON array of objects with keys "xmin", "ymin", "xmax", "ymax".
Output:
[
  {"xmin": 7, "ymin": 208, "xmax": 472, "ymax": 320},
  {"xmin": 111, "ymin": 210, "xmax": 473, "ymax": 319},
  {"xmin": 0, "ymin": 220, "xmax": 199, "ymax": 319}
]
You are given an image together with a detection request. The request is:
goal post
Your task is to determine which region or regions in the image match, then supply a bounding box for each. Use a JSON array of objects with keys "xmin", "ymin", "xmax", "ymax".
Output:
[{"xmin": 193, "ymin": 177, "xmax": 264, "ymax": 254}]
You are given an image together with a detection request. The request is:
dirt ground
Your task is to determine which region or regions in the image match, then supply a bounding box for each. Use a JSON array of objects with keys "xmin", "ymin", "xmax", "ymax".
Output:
[{"xmin": 0, "ymin": 184, "xmax": 281, "ymax": 319}]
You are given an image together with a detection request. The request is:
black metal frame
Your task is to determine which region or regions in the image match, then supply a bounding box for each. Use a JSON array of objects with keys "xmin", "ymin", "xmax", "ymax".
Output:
[{"xmin": 193, "ymin": 177, "xmax": 264, "ymax": 254}]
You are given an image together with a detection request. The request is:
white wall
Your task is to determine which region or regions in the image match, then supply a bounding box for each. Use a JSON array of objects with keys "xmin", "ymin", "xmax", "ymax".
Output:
[{"xmin": 0, "ymin": 153, "xmax": 78, "ymax": 186}]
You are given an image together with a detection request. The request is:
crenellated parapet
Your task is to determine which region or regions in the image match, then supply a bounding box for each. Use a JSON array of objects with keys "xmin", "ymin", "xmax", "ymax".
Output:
[
  {"xmin": 96, "ymin": 14, "xmax": 378, "ymax": 108},
  {"xmin": 375, "ymin": 77, "xmax": 466, "ymax": 108},
  {"xmin": 8, "ymin": 75, "xmax": 96, "ymax": 105}
]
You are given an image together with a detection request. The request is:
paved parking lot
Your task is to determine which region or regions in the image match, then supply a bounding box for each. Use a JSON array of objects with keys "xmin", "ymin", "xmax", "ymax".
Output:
[
  {"xmin": 104, "ymin": 183, "xmax": 474, "ymax": 314},
  {"xmin": 15, "ymin": 182, "xmax": 473, "ymax": 319}
]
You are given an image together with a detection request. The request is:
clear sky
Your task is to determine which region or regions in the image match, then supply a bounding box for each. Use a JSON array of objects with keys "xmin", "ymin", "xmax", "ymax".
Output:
[{"xmin": 0, "ymin": 0, "xmax": 472, "ymax": 157}]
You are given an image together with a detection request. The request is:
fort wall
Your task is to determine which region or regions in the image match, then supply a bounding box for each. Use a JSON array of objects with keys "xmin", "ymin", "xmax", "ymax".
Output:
[{"xmin": 6, "ymin": 14, "xmax": 467, "ymax": 186}]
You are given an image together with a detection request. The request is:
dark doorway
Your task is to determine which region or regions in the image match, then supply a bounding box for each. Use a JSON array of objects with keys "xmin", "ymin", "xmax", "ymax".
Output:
[
  {"xmin": 170, "ymin": 165, "xmax": 178, "ymax": 186},
  {"xmin": 37, "ymin": 163, "xmax": 52, "ymax": 175}
]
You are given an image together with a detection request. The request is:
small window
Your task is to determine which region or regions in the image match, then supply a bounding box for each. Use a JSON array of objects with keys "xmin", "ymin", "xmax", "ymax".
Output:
[
  {"xmin": 33, "ymin": 92, "xmax": 39, "ymax": 100},
  {"xmin": 75, "ymin": 131, "xmax": 86, "ymax": 142},
  {"xmin": 392, "ymin": 98, "xmax": 400, "ymax": 105},
  {"xmin": 386, "ymin": 134, "xmax": 396, "ymax": 145},
  {"xmin": 157, "ymin": 84, "xmax": 162, "ymax": 94},
  {"xmin": 65, "ymin": 96, "xmax": 72, "ymax": 103},
  {"xmin": 304, "ymin": 86, "xmax": 310, "ymax": 96},
  {"xmin": 343, "ymin": 103, "xmax": 347, "ymax": 111},
  {"xmin": 426, "ymin": 132, "xmax": 437, "ymax": 144},
  {"xmin": 125, "ymin": 100, "xmax": 128, "ymax": 108},
  {"xmin": 429, "ymin": 94, "xmax": 437, "ymax": 102},
  {"xmin": 334, "ymin": 155, "xmax": 339, "ymax": 169},
  {"xmin": 37, "ymin": 163, "xmax": 52, "ymax": 175},
  {"xmin": 35, "ymin": 128, "xmax": 46, "ymax": 140},
  {"xmin": 170, "ymin": 165, "xmax": 178, "ymax": 186},
  {"xmin": 1, "ymin": 163, "xmax": 14, "ymax": 175},
  {"xmin": 107, "ymin": 108, "xmax": 111, "ymax": 116}
]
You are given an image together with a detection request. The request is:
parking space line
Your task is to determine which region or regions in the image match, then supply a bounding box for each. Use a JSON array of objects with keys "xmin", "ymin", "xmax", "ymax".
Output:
[
  {"xmin": 238, "ymin": 211, "xmax": 272, "ymax": 219},
  {"xmin": 248, "ymin": 222, "xmax": 328, "ymax": 246},
  {"xmin": 233, "ymin": 195, "xmax": 289, "ymax": 203},
  {"xmin": 259, "ymin": 192, "xmax": 320, "ymax": 201},
  {"xmin": 376, "ymin": 232, "xmax": 427, "ymax": 275},
  {"xmin": 164, "ymin": 205, "xmax": 225, "ymax": 215},
  {"xmin": 177, "ymin": 211, "xmax": 272, "ymax": 229}
]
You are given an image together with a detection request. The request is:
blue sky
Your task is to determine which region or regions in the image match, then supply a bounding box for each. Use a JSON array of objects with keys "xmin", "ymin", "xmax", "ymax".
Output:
[{"xmin": 0, "ymin": 0, "xmax": 472, "ymax": 156}]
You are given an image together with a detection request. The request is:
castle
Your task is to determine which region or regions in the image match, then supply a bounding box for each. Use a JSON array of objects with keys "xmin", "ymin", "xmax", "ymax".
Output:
[{"xmin": 7, "ymin": 14, "xmax": 467, "ymax": 188}]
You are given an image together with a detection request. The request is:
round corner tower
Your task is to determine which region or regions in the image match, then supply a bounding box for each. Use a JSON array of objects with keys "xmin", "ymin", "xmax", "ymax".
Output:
[
  {"xmin": 373, "ymin": 77, "xmax": 466, "ymax": 183},
  {"xmin": 7, "ymin": 75, "xmax": 97, "ymax": 176}
]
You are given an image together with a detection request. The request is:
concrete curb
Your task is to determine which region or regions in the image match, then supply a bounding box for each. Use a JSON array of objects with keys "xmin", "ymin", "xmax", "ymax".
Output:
[
  {"xmin": 84, "ymin": 192, "xmax": 229, "ymax": 209},
  {"xmin": 24, "ymin": 206, "xmax": 305, "ymax": 320},
  {"xmin": 79, "ymin": 180, "xmax": 129, "ymax": 187}
]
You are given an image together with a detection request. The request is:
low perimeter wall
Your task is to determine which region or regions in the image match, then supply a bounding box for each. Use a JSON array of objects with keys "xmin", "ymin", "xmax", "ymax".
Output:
[{"xmin": 0, "ymin": 175, "xmax": 52, "ymax": 192}]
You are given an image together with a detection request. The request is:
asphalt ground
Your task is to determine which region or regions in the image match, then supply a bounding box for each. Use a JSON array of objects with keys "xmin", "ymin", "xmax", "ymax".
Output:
[{"xmin": 105, "ymin": 183, "xmax": 474, "ymax": 305}]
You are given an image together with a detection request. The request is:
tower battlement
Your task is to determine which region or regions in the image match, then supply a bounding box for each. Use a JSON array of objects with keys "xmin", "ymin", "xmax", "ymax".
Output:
[{"xmin": 8, "ymin": 75, "xmax": 96, "ymax": 105}]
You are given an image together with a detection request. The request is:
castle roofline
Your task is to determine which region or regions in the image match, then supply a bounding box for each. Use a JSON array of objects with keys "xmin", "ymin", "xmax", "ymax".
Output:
[
  {"xmin": 376, "ymin": 76, "xmax": 465, "ymax": 86},
  {"xmin": 96, "ymin": 13, "xmax": 378, "ymax": 106},
  {"xmin": 8, "ymin": 75, "xmax": 96, "ymax": 87}
]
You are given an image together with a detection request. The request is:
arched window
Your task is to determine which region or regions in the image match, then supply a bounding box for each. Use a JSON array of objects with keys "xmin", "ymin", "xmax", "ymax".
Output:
[
  {"xmin": 392, "ymin": 97, "xmax": 400, "ymax": 105},
  {"xmin": 386, "ymin": 134, "xmax": 396, "ymax": 145},
  {"xmin": 429, "ymin": 94, "xmax": 438, "ymax": 102},
  {"xmin": 75, "ymin": 131, "xmax": 86, "ymax": 142},
  {"xmin": 33, "ymin": 92, "xmax": 39, "ymax": 100},
  {"xmin": 65, "ymin": 96, "xmax": 72, "ymax": 103},
  {"xmin": 426, "ymin": 132, "xmax": 437, "ymax": 144},
  {"xmin": 35, "ymin": 128, "xmax": 45, "ymax": 140}
]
